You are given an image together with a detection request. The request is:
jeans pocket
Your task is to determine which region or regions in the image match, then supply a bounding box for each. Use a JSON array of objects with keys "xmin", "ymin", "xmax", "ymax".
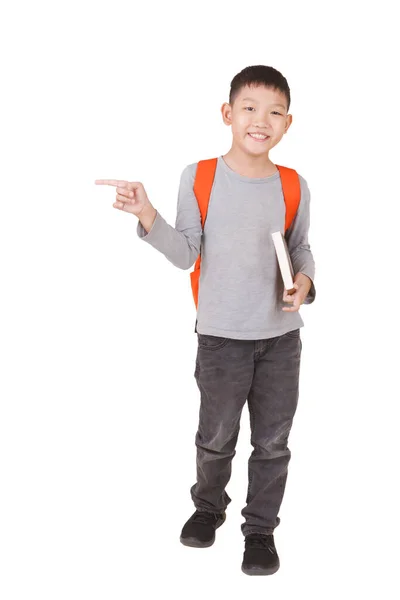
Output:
[
  {"xmin": 197, "ymin": 333, "xmax": 230, "ymax": 350},
  {"xmin": 284, "ymin": 328, "xmax": 300, "ymax": 339}
]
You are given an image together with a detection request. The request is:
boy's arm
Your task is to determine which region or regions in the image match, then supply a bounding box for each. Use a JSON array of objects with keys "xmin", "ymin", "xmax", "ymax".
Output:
[
  {"xmin": 136, "ymin": 165, "xmax": 202, "ymax": 270},
  {"xmin": 285, "ymin": 175, "xmax": 316, "ymax": 304}
]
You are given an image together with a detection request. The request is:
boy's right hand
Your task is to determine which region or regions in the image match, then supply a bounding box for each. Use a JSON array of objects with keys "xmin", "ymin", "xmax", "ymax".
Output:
[{"xmin": 94, "ymin": 179, "xmax": 151, "ymax": 217}]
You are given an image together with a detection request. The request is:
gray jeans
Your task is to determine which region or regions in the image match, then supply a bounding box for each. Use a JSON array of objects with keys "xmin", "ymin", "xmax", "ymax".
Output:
[{"xmin": 190, "ymin": 329, "xmax": 302, "ymax": 536}]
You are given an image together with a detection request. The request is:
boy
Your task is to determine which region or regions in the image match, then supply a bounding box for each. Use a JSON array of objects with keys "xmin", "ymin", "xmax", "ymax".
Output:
[{"xmin": 95, "ymin": 65, "xmax": 316, "ymax": 576}]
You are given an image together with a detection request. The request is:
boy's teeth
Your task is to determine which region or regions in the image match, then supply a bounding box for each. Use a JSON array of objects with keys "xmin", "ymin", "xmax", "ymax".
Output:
[{"xmin": 249, "ymin": 133, "xmax": 268, "ymax": 139}]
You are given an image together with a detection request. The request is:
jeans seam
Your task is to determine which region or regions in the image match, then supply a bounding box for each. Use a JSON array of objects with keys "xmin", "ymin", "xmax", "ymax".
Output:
[{"xmin": 245, "ymin": 400, "xmax": 255, "ymax": 503}]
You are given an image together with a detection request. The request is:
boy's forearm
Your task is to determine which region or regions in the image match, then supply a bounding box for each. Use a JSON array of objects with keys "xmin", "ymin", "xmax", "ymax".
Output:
[
  {"xmin": 138, "ymin": 204, "xmax": 157, "ymax": 233},
  {"xmin": 136, "ymin": 206, "xmax": 202, "ymax": 270}
]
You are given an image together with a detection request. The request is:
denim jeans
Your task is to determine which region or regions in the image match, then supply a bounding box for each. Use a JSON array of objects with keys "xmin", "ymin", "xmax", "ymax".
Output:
[{"xmin": 190, "ymin": 329, "xmax": 302, "ymax": 536}]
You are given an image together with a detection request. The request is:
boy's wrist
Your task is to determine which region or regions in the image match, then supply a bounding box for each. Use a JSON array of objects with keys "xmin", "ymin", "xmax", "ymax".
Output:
[
  {"xmin": 297, "ymin": 273, "xmax": 311, "ymax": 284},
  {"xmin": 294, "ymin": 272, "xmax": 312, "ymax": 292},
  {"xmin": 138, "ymin": 204, "xmax": 157, "ymax": 232}
]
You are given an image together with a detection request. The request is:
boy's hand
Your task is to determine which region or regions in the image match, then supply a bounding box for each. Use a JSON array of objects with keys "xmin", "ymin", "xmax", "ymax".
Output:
[
  {"xmin": 94, "ymin": 179, "xmax": 151, "ymax": 217},
  {"xmin": 282, "ymin": 273, "xmax": 312, "ymax": 312}
]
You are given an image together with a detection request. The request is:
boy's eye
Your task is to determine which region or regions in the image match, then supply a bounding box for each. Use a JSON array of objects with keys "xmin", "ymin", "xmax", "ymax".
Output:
[{"xmin": 244, "ymin": 107, "xmax": 282, "ymax": 115}]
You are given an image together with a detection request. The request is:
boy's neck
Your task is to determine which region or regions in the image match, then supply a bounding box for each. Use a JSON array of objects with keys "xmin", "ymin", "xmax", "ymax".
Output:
[{"xmin": 222, "ymin": 148, "xmax": 278, "ymax": 178}]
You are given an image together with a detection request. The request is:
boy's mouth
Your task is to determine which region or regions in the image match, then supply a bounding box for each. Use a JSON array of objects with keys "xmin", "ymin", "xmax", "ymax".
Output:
[{"xmin": 248, "ymin": 133, "xmax": 270, "ymax": 142}]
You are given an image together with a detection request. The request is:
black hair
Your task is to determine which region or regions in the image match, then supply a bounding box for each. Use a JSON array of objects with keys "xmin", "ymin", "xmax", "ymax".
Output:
[{"xmin": 229, "ymin": 65, "xmax": 291, "ymax": 112}]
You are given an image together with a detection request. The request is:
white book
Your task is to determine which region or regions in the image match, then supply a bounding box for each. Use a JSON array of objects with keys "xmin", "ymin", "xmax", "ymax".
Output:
[{"xmin": 271, "ymin": 231, "xmax": 295, "ymax": 293}]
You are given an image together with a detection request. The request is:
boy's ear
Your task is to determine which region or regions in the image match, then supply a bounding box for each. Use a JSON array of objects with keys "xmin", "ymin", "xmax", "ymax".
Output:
[
  {"xmin": 284, "ymin": 114, "xmax": 293, "ymax": 134},
  {"xmin": 221, "ymin": 102, "xmax": 232, "ymax": 126}
]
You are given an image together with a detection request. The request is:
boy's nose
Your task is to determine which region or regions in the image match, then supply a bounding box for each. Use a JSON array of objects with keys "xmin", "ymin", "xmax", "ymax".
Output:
[
  {"xmin": 252, "ymin": 124, "xmax": 272, "ymax": 133},
  {"xmin": 253, "ymin": 119, "xmax": 270, "ymax": 128}
]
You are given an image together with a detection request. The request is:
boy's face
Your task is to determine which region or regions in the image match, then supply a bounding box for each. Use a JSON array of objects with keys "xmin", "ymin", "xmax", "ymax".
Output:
[{"xmin": 221, "ymin": 85, "xmax": 292, "ymax": 156}]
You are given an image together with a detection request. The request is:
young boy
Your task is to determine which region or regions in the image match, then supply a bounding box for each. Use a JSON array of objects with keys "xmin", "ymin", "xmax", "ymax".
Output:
[{"xmin": 95, "ymin": 65, "xmax": 316, "ymax": 576}]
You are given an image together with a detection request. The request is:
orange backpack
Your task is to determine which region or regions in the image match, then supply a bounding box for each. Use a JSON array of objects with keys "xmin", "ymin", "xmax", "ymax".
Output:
[{"xmin": 190, "ymin": 157, "xmax": 301, "ymax": 309}]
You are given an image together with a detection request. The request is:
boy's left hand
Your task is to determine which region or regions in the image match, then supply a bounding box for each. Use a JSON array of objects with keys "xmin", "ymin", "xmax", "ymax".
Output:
[{"xmin": 282, "ymin": 273, "xmax": 312, "ymax": 312}]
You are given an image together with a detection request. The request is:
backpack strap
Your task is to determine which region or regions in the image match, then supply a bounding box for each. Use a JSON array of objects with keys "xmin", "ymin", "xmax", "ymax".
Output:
[
  {"xmin": 193, "ymin": 158, "xmax": 218, "ymax": 228},
  {"xmin": 190, "ymin": 158, "xmax": 218, "ymax": 309},
  {"xmin": 191, "ymin": 159, "xmax": 301, "ymax": 309},
  {"xmin": 275, "ymin": 165, "xmax": 301, "ymax": 232}
]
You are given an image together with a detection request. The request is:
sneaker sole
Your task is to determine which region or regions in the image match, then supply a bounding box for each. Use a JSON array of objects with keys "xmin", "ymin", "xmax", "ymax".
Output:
[
  {"xmin": 179, "ymin": 513, "xmax": 226, "ymax": 548},
  {"xmin": 241, "ymin": 562, "xmax": 280, "ymax": 576},
  {"xmin": 179, "ymin": 535, "xmax": 216, "ymax": 548}
]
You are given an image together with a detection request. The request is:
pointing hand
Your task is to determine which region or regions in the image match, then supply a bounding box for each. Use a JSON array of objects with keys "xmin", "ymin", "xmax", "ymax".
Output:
[{"xmin": 94, "ymin": 179, "xmax": 151, "ymax": 216}]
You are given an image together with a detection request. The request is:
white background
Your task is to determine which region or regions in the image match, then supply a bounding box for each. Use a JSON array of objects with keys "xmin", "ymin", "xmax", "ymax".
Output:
[{"xmin": 1, "ymin": 1, "xmax": 399, "ymax": 598}]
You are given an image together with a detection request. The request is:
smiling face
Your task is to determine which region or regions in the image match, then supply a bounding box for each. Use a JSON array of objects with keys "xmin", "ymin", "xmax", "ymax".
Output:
[{"xmin": 221, "ymin": 84, "xmax": 293, "ymax": 157}]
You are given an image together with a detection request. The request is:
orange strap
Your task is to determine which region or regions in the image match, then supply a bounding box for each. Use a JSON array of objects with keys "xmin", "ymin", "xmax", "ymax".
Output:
[
  {"xmin": 193, "ymin": 158, "xmax": 217, "ymax": 228},
  {"xmin": 192, "ymin": 158, "xmax": 218, "ymax": 273},
  {"xmin": 275, "ymin": 165, "xmax": 301, "ymax": 231}
]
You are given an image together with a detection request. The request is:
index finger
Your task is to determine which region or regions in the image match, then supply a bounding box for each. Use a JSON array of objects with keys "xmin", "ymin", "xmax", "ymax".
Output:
[{"xmin": 94, "ymin": 179, "xmax": 129, "ymax": 187}]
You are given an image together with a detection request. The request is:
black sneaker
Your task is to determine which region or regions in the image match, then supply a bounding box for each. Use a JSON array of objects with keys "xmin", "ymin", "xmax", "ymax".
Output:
[
  {"xmin": 241, "ymin": 533, "xmax": 280, "ymax": 576},
  {"xmin": 180, "ymin": 510, "xmax": 226, "ymax": 548}
]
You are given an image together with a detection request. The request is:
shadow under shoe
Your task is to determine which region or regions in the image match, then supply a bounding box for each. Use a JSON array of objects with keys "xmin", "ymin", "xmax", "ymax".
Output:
[
  {"xmin": 241, "ymin": 533, "xmax": 280, "ymax": 576},
  {"xmin": 180, "ymin": 510, "xmax": 226, "ymax": 548}
]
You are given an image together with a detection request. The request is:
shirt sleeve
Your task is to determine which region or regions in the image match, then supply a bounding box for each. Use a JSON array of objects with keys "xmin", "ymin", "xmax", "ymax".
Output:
[
  {"xmin": 136, "ymin": 164, "xmax": 202, "ymax": 270},
  {"xmin": 285, "ymin": 175, "xmax": 316, "ymax": 304}
]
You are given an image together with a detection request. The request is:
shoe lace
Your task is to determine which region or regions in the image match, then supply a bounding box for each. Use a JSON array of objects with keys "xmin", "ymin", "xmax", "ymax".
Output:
[
  {"xmin": 192, "ymin": 511, "xmax": 220, "ymax": 525},
  {"xmin": 246, "ymin": 534, "xmax": 275, "ymax": 552}
]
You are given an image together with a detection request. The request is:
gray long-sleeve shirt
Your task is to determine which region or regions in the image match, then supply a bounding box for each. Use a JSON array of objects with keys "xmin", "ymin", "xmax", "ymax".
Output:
[{"xmin": 137, "ymin": 155, "xmax": 316, "ymax": 340}]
